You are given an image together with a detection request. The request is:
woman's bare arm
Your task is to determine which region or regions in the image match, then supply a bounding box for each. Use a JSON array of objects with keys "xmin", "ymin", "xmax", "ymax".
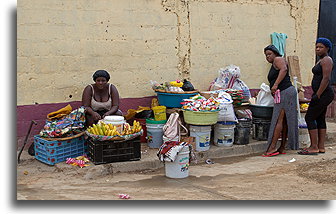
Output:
[{"xmin": 316, "ymin": 56, "xmax": 333, "ymax": 98}]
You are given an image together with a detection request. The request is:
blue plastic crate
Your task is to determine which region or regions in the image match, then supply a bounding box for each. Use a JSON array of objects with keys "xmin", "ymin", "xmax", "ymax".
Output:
[
  {"xmin": 156, "ymin": 92, "xmax": 198, "ymax": 108},
  {"xmin": 34, "ymin": 135, "xmax": 87, "ymax": 165}
]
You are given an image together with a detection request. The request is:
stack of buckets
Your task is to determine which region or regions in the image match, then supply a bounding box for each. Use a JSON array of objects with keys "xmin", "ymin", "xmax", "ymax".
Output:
[
  {"xmin": 145, "ymin": 106, "xmax": 167, "ymax": 148},
  {"xmin": 190, "ymin": 125, "xmax": 212, "ymax": 151},
  {"xmin": 214, "ymin": 121, "xmax": 236, "ymax": 147},
  {"xmin": 234, "ymin": 118, "xmax": 252, "ymax": 145},
  {"xmin": 252, "ymin": 117, "xmax": 271, "ymax": 141}
]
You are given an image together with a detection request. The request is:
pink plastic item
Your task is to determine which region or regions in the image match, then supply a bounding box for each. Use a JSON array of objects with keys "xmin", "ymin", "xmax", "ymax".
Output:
[
  {"xmin": 118, "ymin": 194, "xmax": 130, "ymax": 199},
  {"xmin": 274, "ymin": 89, "xmax": 281, "ymax": 104}
]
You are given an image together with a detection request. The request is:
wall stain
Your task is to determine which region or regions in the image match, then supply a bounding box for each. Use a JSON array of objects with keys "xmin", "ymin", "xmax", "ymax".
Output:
[{"xmin": 162, "ymin": 0, "xmax": 192, "ymax": 81}]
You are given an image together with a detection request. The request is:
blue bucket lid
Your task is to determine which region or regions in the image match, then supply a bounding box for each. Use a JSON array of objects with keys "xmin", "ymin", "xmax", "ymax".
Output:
[{"xmin": 217, "ymin": 121, "xmax": 237, "ymax": 125}]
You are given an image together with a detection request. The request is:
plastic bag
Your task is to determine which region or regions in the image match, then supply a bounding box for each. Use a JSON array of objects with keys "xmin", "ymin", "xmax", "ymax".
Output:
[
  {"xmin": 232, "ymin": 79, "xmax": 251, "ymax": 101},
  {"xmin": 182, "ymin": 79, "xmax": 195, "ymax": 91},
  {"xmin": 256, "ymin": 83, "xmax": 274, "ymax": 106},
  {"xmin": 124, "ymin": 106, "xmax": 151, "ymax": 120},
  {"xmin": 217, "ymin": 90, "xmax": 233, "ymax": 103},
  {"xmin": 209, "ymin": 65, "xmax": 241, "ymax": 91},
  {"xmin": 218, "ymin": 103, "xmax": 237, "ymax": 122},
  {"xmin": 151, "ymin": 98, "xmax": 159, "ymax": 108},
  {"xmin": 150, "ymin": 80, "xmax": 166, "ymax": 90},
  {"xmin": 134, "ymin": 110, "xmax": 154, "ymax": 119},
  {"xmin": 235, "ymin": 109, "xmax": 252, "ymax": 119}
]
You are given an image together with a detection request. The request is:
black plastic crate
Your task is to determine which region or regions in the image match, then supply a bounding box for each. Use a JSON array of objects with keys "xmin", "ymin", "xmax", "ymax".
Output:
[{"xmin": 87, "ymin": 137, "xmax": 141, "ymax": 165}]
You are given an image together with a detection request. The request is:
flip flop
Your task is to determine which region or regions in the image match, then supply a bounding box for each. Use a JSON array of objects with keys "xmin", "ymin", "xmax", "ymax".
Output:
[
  {"xmin": 276, "ymin": 151, "xmax": 286, "ymax": 154},
  {"xmin": 297, "ymin": 150, "xmax": 318, "ymax": 155},
  {"xmin": 262, "ymin": 151, "xmax": 280, "ymax": 157}
]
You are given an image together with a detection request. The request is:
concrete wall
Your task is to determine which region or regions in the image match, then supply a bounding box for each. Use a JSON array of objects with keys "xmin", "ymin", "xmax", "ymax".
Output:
[{"xmin": 18, "ymin": 0, "xmax": 320, "ymax": 106}]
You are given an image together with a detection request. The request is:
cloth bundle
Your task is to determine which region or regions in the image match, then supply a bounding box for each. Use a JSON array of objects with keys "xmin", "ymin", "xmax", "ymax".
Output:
[
  {"xmin": 40, "ymin": 106, "xmax": 86, "ymax": 138},
  {"xmin": 47, "ymin": 104, "xmax": 72, "ymax": 120},
  {"xmin": 157, "ymin": 141, "xmax": 190, "ymax": 162}
]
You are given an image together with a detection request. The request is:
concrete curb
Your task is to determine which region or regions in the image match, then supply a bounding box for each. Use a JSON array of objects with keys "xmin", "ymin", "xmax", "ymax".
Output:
[
  {"xmin": 88, "ymin": 121, "xmax": 336, "ymax": 176},
  {"xmin": 103, "ymin": 139, "xmax": 268, "ymax": 174}
]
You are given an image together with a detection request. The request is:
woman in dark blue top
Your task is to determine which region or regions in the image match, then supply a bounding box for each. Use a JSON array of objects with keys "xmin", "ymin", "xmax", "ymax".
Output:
[
  {"xmin": 298, "ymin": 38, "xmax": 334, "ymax": 155},
  {"xmin": 263, "ymin": 45, "xmax": 299, "ymax": 157}
]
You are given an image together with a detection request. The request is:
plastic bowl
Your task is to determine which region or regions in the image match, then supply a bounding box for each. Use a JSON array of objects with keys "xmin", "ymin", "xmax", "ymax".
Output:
[{"xmin": 249, "ymin": 104, "xmax": 274, "ymax": 118}]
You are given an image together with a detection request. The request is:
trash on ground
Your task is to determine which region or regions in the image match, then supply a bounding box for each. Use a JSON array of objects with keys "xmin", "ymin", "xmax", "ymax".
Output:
[
  {"xmin": 205, "ymin": 159, "xmax": 214, "ymax": 164},
  {"xmin": 66, "ymin": 155, "xmax": 90, "ymax": 168},
  {"xmin": 288, "ymin": 158, "xmax": 296, "ymax": 163},
  {"xmin": 118, "ymin": 194, "xmax": 130, "ymax": 199}
]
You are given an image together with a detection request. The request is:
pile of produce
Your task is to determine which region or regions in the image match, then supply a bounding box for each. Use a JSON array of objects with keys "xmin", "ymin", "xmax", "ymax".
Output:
[
  {"xmin": 150, "ymin": 79, "xmax": 195, "ymax": 92},
  {"xmin": 86, "ymin": 120, "xmax": 142, "ymax": 137},
  {"xmin": 181, "ymin": 94, "xmax": 220, "ymax": 111},
  {"xmin": 300, "ymin": 103, "xmax": 309, "ymax": 111}
]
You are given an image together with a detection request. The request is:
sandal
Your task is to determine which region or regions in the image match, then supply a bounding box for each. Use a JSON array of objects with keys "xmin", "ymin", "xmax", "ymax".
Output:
[
  {"xmin": 276, "ymin": 150, "xmax": 286, "ymax": 155},
  {"xmin": 262, "ymin": 151, "xmax": 280, "ymax": 157},
  {"xmin": 297, "ymin": 149, "xmax": 318, "ymax": 155}
]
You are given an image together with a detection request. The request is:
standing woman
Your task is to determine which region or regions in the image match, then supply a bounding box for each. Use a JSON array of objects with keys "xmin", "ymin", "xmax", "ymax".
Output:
[
  {"xmin": 82, "ymin": 70, "xmax": 122, "ymax": 127},
  {"xmin": 263, "ymin": 45, "xmax": 299, "ymax": 157},
  {"xmin": 298, "ymin": 38, "xmax": 334, "ymax": 155}
]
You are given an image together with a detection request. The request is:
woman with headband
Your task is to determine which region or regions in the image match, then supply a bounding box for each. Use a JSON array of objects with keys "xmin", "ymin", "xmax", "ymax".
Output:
[
  {"xmin": 82, "ymin": 70, "xmax": 122, "ymax": 127},
  {"xmin": 298, "ymin": 38, "xmax": 334, "ymax": 155}
]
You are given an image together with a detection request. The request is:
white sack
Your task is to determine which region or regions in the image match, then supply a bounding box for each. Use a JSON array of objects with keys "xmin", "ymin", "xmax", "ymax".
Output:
[{"xmin": 256, "ymin": 83, "xmax": 274, "ymax": 106}]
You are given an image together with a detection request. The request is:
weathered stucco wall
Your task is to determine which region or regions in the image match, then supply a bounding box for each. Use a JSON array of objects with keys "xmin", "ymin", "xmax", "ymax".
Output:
[{"xmin": 17, "ymin": 0, "xmax": 320, "ymax": 105}]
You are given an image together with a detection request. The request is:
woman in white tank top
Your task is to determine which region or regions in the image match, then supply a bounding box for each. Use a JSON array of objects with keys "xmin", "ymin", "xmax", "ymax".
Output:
[{"xmin": 82, "ymin": 70, "xmax": 122, "ymax": 127}]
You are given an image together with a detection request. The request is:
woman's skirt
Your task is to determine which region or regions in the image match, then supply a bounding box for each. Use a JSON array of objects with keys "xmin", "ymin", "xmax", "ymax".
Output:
[{"xmin": 266, "ymin": 86, "xmax": 299, "ymax": 150}]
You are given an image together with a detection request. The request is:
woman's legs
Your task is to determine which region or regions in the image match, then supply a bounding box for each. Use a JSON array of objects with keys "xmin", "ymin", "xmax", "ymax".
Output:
[
  {"xmin": 277, "ymin": 113, "xmax": 288, "ymax": 153},
  {"xmin": 306, "ymin": 129, "xmax": 319, "ymax": 153},
  {"xmin": 316, "ymin": 109, "xmax": 327, "ymax": 152},
  {"xmin": 266, "ymin": 109, "xmax": 285, "ymax": 153},
  {"xmin": 303, "ymin": 99, "xmax": 329, "ymax": 153},
  {"xmin": 318, "ymin": 129, "xmax": 327, "ymax": 153}
]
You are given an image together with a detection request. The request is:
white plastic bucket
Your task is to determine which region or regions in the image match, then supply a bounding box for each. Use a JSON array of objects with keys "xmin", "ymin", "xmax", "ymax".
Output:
[
  {"xmin": 146, "ymin": 123, "xmax": 165, "ymax": 148},
  {"xmin": 214, "ymin": 123, "xmax": 235, "ymax": 147},
  {"xmin": 102, "ymin": 116, "xmax": 125, "ymax": 133},
  {"xmin": 165, "ymin": 146, "xmax": 190, "ymax": 178},
  {"xmin": 189, "ymin": 125, "xmax": 211, "ymax": 152}
]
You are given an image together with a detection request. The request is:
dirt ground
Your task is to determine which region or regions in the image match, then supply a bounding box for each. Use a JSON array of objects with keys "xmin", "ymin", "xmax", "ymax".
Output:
[{"xmin": 17, "ymin": 142, "xmax": 336, "ymax": 200}]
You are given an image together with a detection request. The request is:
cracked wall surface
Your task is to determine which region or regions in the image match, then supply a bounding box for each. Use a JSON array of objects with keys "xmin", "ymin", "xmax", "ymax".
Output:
[{"xmin": 17, "ymin": 0, "xmax": 319, "ymax": 105}]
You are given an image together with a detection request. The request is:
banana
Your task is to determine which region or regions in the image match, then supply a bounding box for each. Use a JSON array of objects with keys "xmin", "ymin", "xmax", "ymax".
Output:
[
  {"xmin": 92, "ymin": 124, "xmax": 99, "ymax": 135},
  {"xmin": 100, "ymin": 124, "xmax": 106, "ymax": 135},
  {"xmin": 98, "ymin": 125, "xmax": 104, "ymax": 136},
  {"xmin": 88, "ymin": 127, "xmax": 94, "ymax": 134}
]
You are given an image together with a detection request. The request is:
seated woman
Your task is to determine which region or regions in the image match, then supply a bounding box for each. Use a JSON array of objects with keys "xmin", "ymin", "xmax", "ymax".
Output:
[
  {"xmin": 82, "ymin": 70, "xmax": 122, "ymax": 127},
  {"xmin": 263, "ymin": 45, "xmax": 299, "ymax": 157}
]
